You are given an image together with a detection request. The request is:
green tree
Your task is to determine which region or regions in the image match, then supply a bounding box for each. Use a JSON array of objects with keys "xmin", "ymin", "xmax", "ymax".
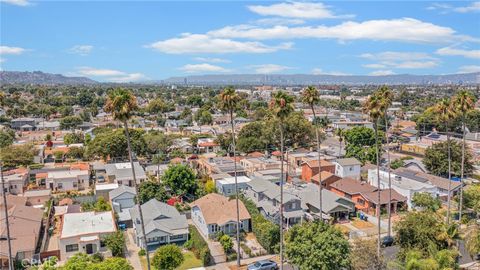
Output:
[
  {"xmin": 77, "ymin": 90, "xmax": 94, "ymax": 107},
  {"xmin": 204, "ymin": 179, "xmax": 217, "ymax": 194},
  {"xmin": 412, "ymin": 192, "xmax": 441, "ymax": 212},
  {"xmin": 219, "ymin": 235, "xmax": 233, "ymax": 252},
  {"xmin": 285, "ymin": 221, "xmax": 350, "ymax": 270},
  {"xmin": 60, "ymin": 116, "xmax": 83, "ymax": 130},
  {"xmin": 162, "ymin": 164, "xmax": 197, "ymax": 195},
  {"xmin": 146, "ymin": 98, "xmax": 168, "ymax": 114},
  {"xmin": 0, "ymin": 143, "xmax": 37, "ymax": 167},
  {"xmin": 151, "ymin": 244, "xmax": 184, "ymax": 270},
  {"xmin": 465, "ymin": 225, "xmax": 480, "ymax": 259},
  {"xmin": 81, "ymin": 197, "xmax": 112, "ymax": 212},
  {"xmin": 143, "ymin": 131, "xmax": 172, "ymax": 155},
  {"xmin": 93, "ymin": 257, "xmax": 133, "ymax": 270},
  {"xmin": 137, "ymin": 181, "xmax": 168, "ymax": 204},
  {"xmin": 462, "ymin": 184, "xmax": 480, "ymax": 212},
  {"xmin": 0, "ymin": 128, "xmax": 15, "ymax": 148},
  {"xmin": 86, "ymin": 129, "xmax": 146, "ymax": 160},
  {"xmin": 237, "ymin": 121, "xmax": 268, "ymax": 153},
  {"xmin": 343, "ymin": 126, "xmax": 383, "ymax": 165},
  {"xmin": 63, "ymin": 132, "xmax": 84, "ymax": 145},
  {"xmin": 66, "ymin": 146, "xmax": 85, "ymax": 160},
  {"xmin": 194, "ymin": 109, "xmax": 213, "ymax": 126},
  {"xmin": 350, "ymin": 238, "xmax": 385, "ymax": 270},
  {"xmin": 104, "ymin": 231, "xmax": 126, "ymax": 257},
  {"xmin": 423, "ymin": 140, "xmax": 474, "ymax": 178},
  {"xmin": 104, "ymin": 88, "xmax": 151, "ymax": 270}
]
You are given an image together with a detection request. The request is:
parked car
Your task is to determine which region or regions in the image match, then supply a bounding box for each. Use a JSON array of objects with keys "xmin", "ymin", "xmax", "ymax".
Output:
[
  {"xmin": 381, "ymin": 235, "xmax": 394, "ymax": 247},
  {"xmin": 247, "ymin": 260, "xmax": 279, "ymax": 270}
]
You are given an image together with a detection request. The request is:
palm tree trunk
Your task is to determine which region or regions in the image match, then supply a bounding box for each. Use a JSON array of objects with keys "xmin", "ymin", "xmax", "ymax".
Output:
[
  {"xmin": 384, "ymin": 110, "xmax": 392, "ymax": 237},
  {"xmin": 447, "ymin": 131, "xmax": 452, "ymax": 225},
  {"xmin": 459, "ymin": 118, "xmax": 466, "ymax": 222},
  {"xmin": 1, "ymin": 163, "xmax": 14, "ymax": 270},
  {"xmin": 279, "ymin": 124, "xmax": 285, "ymax": 270},
  {"xmin": 229, "ymin": 111, "xmax": 241, "ymax": 267},
  {"xmin": 124, "ymin": 120, "xmax": 151, "ymax": 270},
  {"xmin": 374, "ymin": 120, "xmax": 381, "ymax": 258},
  {"xmin": 311, "ymin": 105, "xmax": 323, "ymax": 221}
]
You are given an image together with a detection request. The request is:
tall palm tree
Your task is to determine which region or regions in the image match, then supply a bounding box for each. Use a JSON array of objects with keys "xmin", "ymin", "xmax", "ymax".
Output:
[
  {"xmin": 363, "ymin": 93, "xmax": 384, "ymax": 258},
  {"xmin": 377, "ymin": 86, "xmax": 393, "ymax": 237},
  {"xmin": 104, "ymin": 88, "xmax": 151, "ymax": 270},
  {"xmin": 217, "ymin": 86, "xmax": 242, "ymax": 267},
  {"xmin": 431, "ymin": 98, "xmax": 457, "ymax": 225},
  {"xmin": 335, "ymin": 128, "xmax": 345, "ymax": 158},
  {"xmin": 269, "ymin": 91, "xmax": 294, "ymax": 270},
  {"xmin": 301, "ymin": 86, "xmax": 324, "ymax": 221},
  {"xmin": 452, "ymin": 90, "xmax": 475, "ymax": 222}
]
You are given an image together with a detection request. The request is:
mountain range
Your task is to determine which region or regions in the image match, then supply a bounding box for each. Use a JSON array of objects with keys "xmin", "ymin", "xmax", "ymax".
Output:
[{"xmin": 1, "ymin": 71, "xmax": 479, "ymax": 85}]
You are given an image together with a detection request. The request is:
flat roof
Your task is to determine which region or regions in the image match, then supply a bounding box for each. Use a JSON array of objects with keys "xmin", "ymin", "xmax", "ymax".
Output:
[
  {"xmin": 95, "ymin": 183, "xmax": 119, "ymax": 191},
  {"xmin": 217, "ymin": 176, "xmax": 252, "ymax": 185},
  {"xmin": 61, "ymin": 211, "xmax": 116, "ymax": 239}
]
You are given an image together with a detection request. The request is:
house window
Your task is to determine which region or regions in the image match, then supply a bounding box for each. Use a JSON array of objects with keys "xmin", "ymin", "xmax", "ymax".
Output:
[
  {"xmin": 73, "ymin": 182, "xmax": 78, "ymax": 188},
  {"xmin": 66, "ymin": 244, "xmax": 79, "ymax": 252},
  {"xmin": 357, "ymin": 199, "xmax": 365, "ymax": 206},
  {"xmin": 170, "ymin": 234, "xmax": 184, "ymax": 240}
]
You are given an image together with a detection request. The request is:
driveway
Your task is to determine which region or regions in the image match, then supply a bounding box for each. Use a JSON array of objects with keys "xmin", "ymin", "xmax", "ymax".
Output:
[{"xmin": 125, "ymin": 228, "xmax": 142, "ymax": 270}]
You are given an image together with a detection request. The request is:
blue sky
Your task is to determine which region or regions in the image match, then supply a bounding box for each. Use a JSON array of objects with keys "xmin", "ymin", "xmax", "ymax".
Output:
[{"xmin": 1, "ymin": 1, "xmax": 479, "ymax": 82}]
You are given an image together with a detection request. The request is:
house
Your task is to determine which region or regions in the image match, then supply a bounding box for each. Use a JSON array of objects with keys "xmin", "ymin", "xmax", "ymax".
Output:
[
  {"xmin": 59, "ymin": 211, "xmax": 116, "ymax": 260},
  {"xmin": 301, "ymin": 159, "xmax": 335, "ymax": 182},
  {"xmin": 105, "ymin": 162, "xmax": 147, "ymax": 186},
  {"xmin": 109, "ymin": 185, "xmax": 136, "ymax": 227},
  {"xmin": 95, "ymin": 183, "xmax": 119, "ymax": 200},
  {"xmin": 10, "ymin": 117, "xmax": 37, "ymax": 130},
  {"xmin": 329, "ymin": 178, "xmax": 407, "ymax": 216},
  {"xmin": 0, "ymin": 195, "xmax": 43, "ymax": 268},
  {"xmin": 130, "ymin": 199, "xmax": 189, "ymax": 249},
  {"xmin": 197, "ymin": 138, "xmax": 220, "ymax": 153},
  {"xmin": 244, "ymin": 177, "xmax": 304, "ymax": 228},
  {"xmin": 332, "ymin": 120, "xmax": 373, "ymax": 130},
  {"xmin": 191, "ymin": 193, "xmax": 251, "ymax": 238},
  {"xmin": 310, "ymin": 171, "xmax": 341, "ymax": 188},
  {"xmin": 195, "ymin": 157, "xmax": 246, "ymax": 177},
  {"xmin": 22, "ymin": 189, "xmax": 52, "ymax": 206},
  {"xmin": 46, "ymin": 169, "xmax": 89, "ymax": 192},
  {"xmin": 334, "ymin": 158, "xmax": 362, "ymax": 180},
  {"xmin": 216, "ymin": 176, "xmax": 252, "ymax": 196},
  {"xmin": 240, "ymin": 157, "xmax": 282, "ymax": 176},
  {"xmin": 2, "ymin": 168, "xmax": 29, "ymax": 195}
]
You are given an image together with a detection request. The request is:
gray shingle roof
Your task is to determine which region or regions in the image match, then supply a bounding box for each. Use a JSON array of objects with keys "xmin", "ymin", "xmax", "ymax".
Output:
[
  {"xmin": 109, "ymin": 185, "xmax": 136, "ymax": 199},
  {"xmin": 105, "ymin": 162, "xmax": 146, "ymax": 181}
]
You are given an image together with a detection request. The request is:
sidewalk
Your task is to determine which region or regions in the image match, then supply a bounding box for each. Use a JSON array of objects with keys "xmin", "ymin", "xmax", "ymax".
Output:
[{"xmin": 125, "ymin": 228, "xmax": 142, "ymax": 270}]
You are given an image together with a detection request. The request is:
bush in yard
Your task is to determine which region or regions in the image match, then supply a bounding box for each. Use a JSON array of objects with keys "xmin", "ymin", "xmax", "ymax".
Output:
[
  {"xmin": 138, "ymin": 249, "xmax": 146, "ymax": 256},
  {"xmin": 219, "ymin": 235, "xmax": 233, "ymax": 253},
  {"xmin": 152, "ymin": 244, "xmax": 184, "ymax": 270},
  {"xmin": 104, "ymin": 231, "xmax": 125, "ymax": 257}
]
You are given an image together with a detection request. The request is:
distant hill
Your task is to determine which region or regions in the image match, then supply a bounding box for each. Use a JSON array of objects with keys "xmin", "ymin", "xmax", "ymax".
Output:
[
  {"xmin": 164, "ymin": 72, "xmax": 480, "ymax": 85},
  {"xmin": 0, "ymin": 71, "xmax": 97, "ymax": 85}
]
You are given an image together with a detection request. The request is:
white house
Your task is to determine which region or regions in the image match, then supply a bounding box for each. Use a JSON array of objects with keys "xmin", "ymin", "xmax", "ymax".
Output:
[
  {"xmin": 105, "ymin": 162, "xmax": 147, "ymax": 186},
  {"xmin": 191, "ymin": 193, "xmax": 251, "ymax": 238},
  {"xmin": 3, "ymin": 171, "xmax": 28, "ymax": 195},
  {"xmin": 109, "ymin": 185, "xmax": 136, "ymax": 227},
  {"xmin": 46, "ymin": 170, "xmax": 89, "ymax": 192},
  {"xmin": 334, "ymin": 158, "xmax": 362, "ymax": 180},
  {"xmin": 215, "ymin": 176, "xmax": 252, "ymax": 196},
  {"xmin": 58, "ymin": 211, "xmax": 116, "ymax": 260}
]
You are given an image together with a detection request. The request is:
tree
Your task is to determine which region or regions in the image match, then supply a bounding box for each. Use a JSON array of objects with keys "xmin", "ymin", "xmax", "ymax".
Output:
[
  {"xmin": 104, "ymin": 231, "xmax": 126, "ymax": 257},
  {"xmin": 143, "ymin": 131, "xmax": 172, "ymax": 155},
  {"xmin": 146, "ymin": 98, "xmax": 168, "ymax": 114},
  {"xmin": 350, "ymin": 238, "xmax": 385, "ymax": 270},
  {"xmin": 302, "ymin": 86, "xmax": 324, "ymax": 223},
  {"xmin": 63, "ymin": 132, "xmax": 84, "ymax": 145},
  {"xmin": 104, "ymin": 88, "xmax": 151, "ymax": 270},
  {"xmin": 412, "ymin": 192, "xmax": 441, "ymax": 212},
  {"xmin": 93, "ymin": 257, "xmax": 134, "ymax": 270},
  {"xmin": 462, "ymin": 184, "xmax": 480, "ymax": 212},
  {"xmin": 194, "ymin": 109, "xmax": 213, "ymax": 126},
  {"xmin": 285, "ymin": 221, "xmax": 350, "ymax": 270},
  {"xmin": 0, "ymin": 128, "xmax": 15, "ymax": 148},
  {"xmin": 77, "ymin": 90, "xmax": 95, "ymax": 107},
  {"xmin": 270, "ymin": 91, "xmax": 294, "ymax": 269},
  {"xmin": 217, "ymin": 86, "xmax": 243, "ymax": 267},
  {"xmin": 66, "ymin": 146, "xmax": 85, "ymax": 160},
  {"xmin": 237, "ymin": 122, "xmax": 268, "ymax": 153},
  {"xmin": 151, "ymin": 244, "xmax": 184, "ymax": 270},
  {"xmin": 452, "ymin": 90, "xmax": 476, "ymax": 222},
  {"xmin": 81, "ymin": 197, "xmax": 112, "ymax": 212},
  {"xmin": 0, "ymin": 143, "xmax": 37, "ymax": 168},
  {"xmin": 465, "ymin": 225, "xmax": 480, "ymax": 259},
  {"xmin": 334, "ymin": 128, "xmax": 345, "ymax": 158},
  {"xmin": 86, "ymin": 128, "xmax": 146, "ymax": 160},
  {"xmin": 423, "ymin": 140, "xmax": 474, "ymax": 177},
  {"xmin": 162, "ymin": 164, "xmax": 197, "ymax": 195},
  {"xmin": 204, "ymin": 179, "xmax": 217, "ymax": 193},
  {"xmin": 343, "ymin": 127, "xmax": 383, "ymax": 164},
  {"xmin": 60, "ymin": 116, "xmax": 83, "ymax": 130},
  {"xmin": 137, "ymin": 181, "xmax": 167, "ymax": 204},
  {"xmin": 219, "ymin": 235, "xmax": 233, "ymax": 252}
]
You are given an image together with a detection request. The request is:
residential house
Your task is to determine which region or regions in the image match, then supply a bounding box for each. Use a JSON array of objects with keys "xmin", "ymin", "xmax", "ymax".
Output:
[
  {"xmin": 301, "ymin": 159, "xmax": 335, "ymax": 182},
  {"xmin": 58, "ymin": 211, "xmax": 116, "ymax": 260},
  {"xmin": 22, "ymin": 189, "xmax": 52, "ymax": 206},
  {"xmin": 309, "ymin": 171, "xmax": 341, "ymax": 188},
  {"xmin": 130, "ymin": 199, "xmax": 189, "ymax": 249},
  {"xmin": 105, "ymin": 162, "xmax": 147, "ymax": 186},
  {"xmin": 240, "ymin": 157, "xmax": 282, "ymax": 176},
  {"xmin": 195, "ymin": 157, "xmax": 246, "ymax": 177},
  {"xmin": 0, "ymin": 195, "xmax": 43, "ymax": 268},
  {"xmin": 109, "ymin": 185, "xmax": 136, "ymax": 228},
  {"xmin": 46, "ymin": 169, "xmax": 89, "ymax": 192},
  {"xmin": 191, "ymin": 193, "xmax": 251, "ymax": 238},
  {"xmin": 332, "ymin": 120, "xmax": 373, "ymax": 130},
  {"xmin": 10, "ymin": 117, "xmax": 37, "ymax": 131},
  {"xmin": 216, "ymin": 176, "xmax": 252, "ymax": 196},
  {"xmin": 334, "ymin": 158, "xmax": 362, "ymax": 180},
  {"xmin": 197, "ymin": 138, "xmax": 220, "ymax": 153},
  {"xmin": 2, "ymin": 168, "xmax": 29, "ymax": 195},
  {"xmin": 95, "ymin": 183, "xmax": 119, "ymax": 200},
  {"xmin": 329, "ymin": 178, "xmax": 407, "ymax": 216}
]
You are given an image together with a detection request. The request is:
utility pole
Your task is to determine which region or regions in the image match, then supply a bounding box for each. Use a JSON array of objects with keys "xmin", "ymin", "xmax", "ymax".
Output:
[{"xmin": 1, "ymin": 161, "xmax": 14, "ymax": 270}]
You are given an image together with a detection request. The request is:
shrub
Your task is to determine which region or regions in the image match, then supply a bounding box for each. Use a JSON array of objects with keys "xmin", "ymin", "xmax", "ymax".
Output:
[
  {"xmin": 240, "ymin": 243, "xmax": 253, "ymax": 257},
  {"xmin": 138, "ymin": 249, "xmax": 146, "ymax": 257},
  {"xmin": 219, "ymin": 235, "xmax": 233, "ymax": 253},
  {"xmin": 152, "ymin": 244, "xmax": 184, "ymax": 270},
  {"xmin": 188, "ymin": 225, "xmax": 212, "ymax": 266},
  {"xmin": 226, "ymin": 252, "xmax": 237, "ymax": 262}
]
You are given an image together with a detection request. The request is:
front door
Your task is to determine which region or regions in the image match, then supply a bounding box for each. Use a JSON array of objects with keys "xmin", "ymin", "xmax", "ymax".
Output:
[{"xmin": 85, "ymin": 244, "xmax": 95, "ymax": 254}]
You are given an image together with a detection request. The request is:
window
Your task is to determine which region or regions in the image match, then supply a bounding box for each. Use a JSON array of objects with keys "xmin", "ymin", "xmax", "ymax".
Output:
[
  {"xmin": 73, "ymin": 182, "xmax": 77, "ymax": 188},
  {"xmin": 170, "ymin": 234, "xmax": 184, "ymax": 240},
  {"xmin": 58, "ymin": 183, "xmax": 63, "ymax": 189},
  {"xmin": 357, "ymin": 198, "xmax": 365, "ymax": 206},
  {"xmin": 66, "ymin": 244, "xmax": 79, "ymax": 252}
]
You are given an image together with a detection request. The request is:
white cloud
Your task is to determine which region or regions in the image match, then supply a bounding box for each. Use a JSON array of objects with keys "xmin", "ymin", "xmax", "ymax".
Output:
[
  {"xmin": 68, "ymin": 45, "xmax": 93, "ymax": 56},
  {"xmin": 146, "ymin": 33, "xmax": 293, "ymax": 54},
  {"xmin": 454, "ymin": 1, "xmax": 480, "ymax": 13},
  {"xmin": 311, "ymin": 68, "xmax": 349, "ymax": 75},
  {"xmin": 75, "ymin": 67, "xmax": 147, "ymax": 82},
  {"xmin": 436, "ymin": 47, "xmax": 480, "ymax": 59},
  {"xmin": 247, "ymin": 2, "xmax": 353, "ymax": 19},
  {"xmin": 0, "ymin": 46, "xmax": 26, "ymax": 55},
  {"xmin": 253, "ymin": 18, "xmax": 305, "ymax": 26},
  {"xmin": 0, "ymin": 0, "xmax": 30, "ymax": 6},
  {"xmin": 369, "ymin": 70, "xmax": 396, "ymax": 76},
  {"xmin": 251, "ymin": 64, "xmax": 292, "ymax": 74},
  {"xmin": 193, "ymin": 57, "xmax": 230, "ymax": 63},
  {"xmin": 209, "ymin": 18, "xmax": 472, "ymax": 44},
  {"xmin": 179, "ymin": 63, "xmax": 231, "ymax": 73},
  {"xmin": 457, "ymin": 65, "xmax": 480, "ymax": 73},
  {"xmin": 360, "ymin": 51, "xmax": 439, "ymax": 69}
]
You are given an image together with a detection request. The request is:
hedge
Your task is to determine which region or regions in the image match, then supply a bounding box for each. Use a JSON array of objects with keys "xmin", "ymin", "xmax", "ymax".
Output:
[
  {"xmin": 241, "ymin": 196, "xmax": 280, "ymax": 254},
  {"xmin": 186, "ymin": 225, "xmax": 212, "ymax": 266}
]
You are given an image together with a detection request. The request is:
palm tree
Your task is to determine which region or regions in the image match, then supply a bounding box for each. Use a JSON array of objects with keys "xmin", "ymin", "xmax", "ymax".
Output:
[
  {"xmin": 269, "ymin": 91, "xmax": 294, "ymax": 270},
  {"xmin": 377, "ymin": 86, "xmax": 393, "ymax": 237},
  {"xmin": 335, "ymin": 128, "xmax": 345, "ymax": 158},
  {"xmin": 301, "ymin": 86, "xmax": 324, "ymax": 221},
  {"xmin": 218, "ymin": 86, "xmax": 242, "ymax": 267},
  {"xmin": 363, "ymin": 93, "xmax": 384, "ymax": 258},
  {"xmin": 104, "ymin": 88, "xmax": 151, "ymax": 270},
  {"xmin": 431, "ymin": 98, "xmax": 457, "ymax": 225},
  {"xmin": 452, "ymin": 90, "xmax": 475, "ymax": 222}
]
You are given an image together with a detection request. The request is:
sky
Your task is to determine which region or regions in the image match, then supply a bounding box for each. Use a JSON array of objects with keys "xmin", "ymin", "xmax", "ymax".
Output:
[{"xmin": 1, "ymin": 0, "xmax": 480, "ymax": 82}]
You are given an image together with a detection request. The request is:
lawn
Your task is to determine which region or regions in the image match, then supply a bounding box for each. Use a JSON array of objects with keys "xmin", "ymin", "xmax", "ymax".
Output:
[
  {"xmin": 141, "ymin": 250, "xmax": 202, "ymax": 270},
  {"xmin": 351, "ymin": 218, "xmax": 374, "ymax": 229}
]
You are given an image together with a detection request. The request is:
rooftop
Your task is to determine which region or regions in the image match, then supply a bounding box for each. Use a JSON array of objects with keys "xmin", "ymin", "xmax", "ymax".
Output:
[{"xmin": 60, "ymin": 211, "xmax": 116, "ymax": 239}]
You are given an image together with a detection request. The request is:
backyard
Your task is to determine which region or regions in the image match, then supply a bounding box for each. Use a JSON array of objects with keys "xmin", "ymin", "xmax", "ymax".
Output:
[{"xmin": 141, "ymin": 250, "xmax": 202, "ymax": 270}]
